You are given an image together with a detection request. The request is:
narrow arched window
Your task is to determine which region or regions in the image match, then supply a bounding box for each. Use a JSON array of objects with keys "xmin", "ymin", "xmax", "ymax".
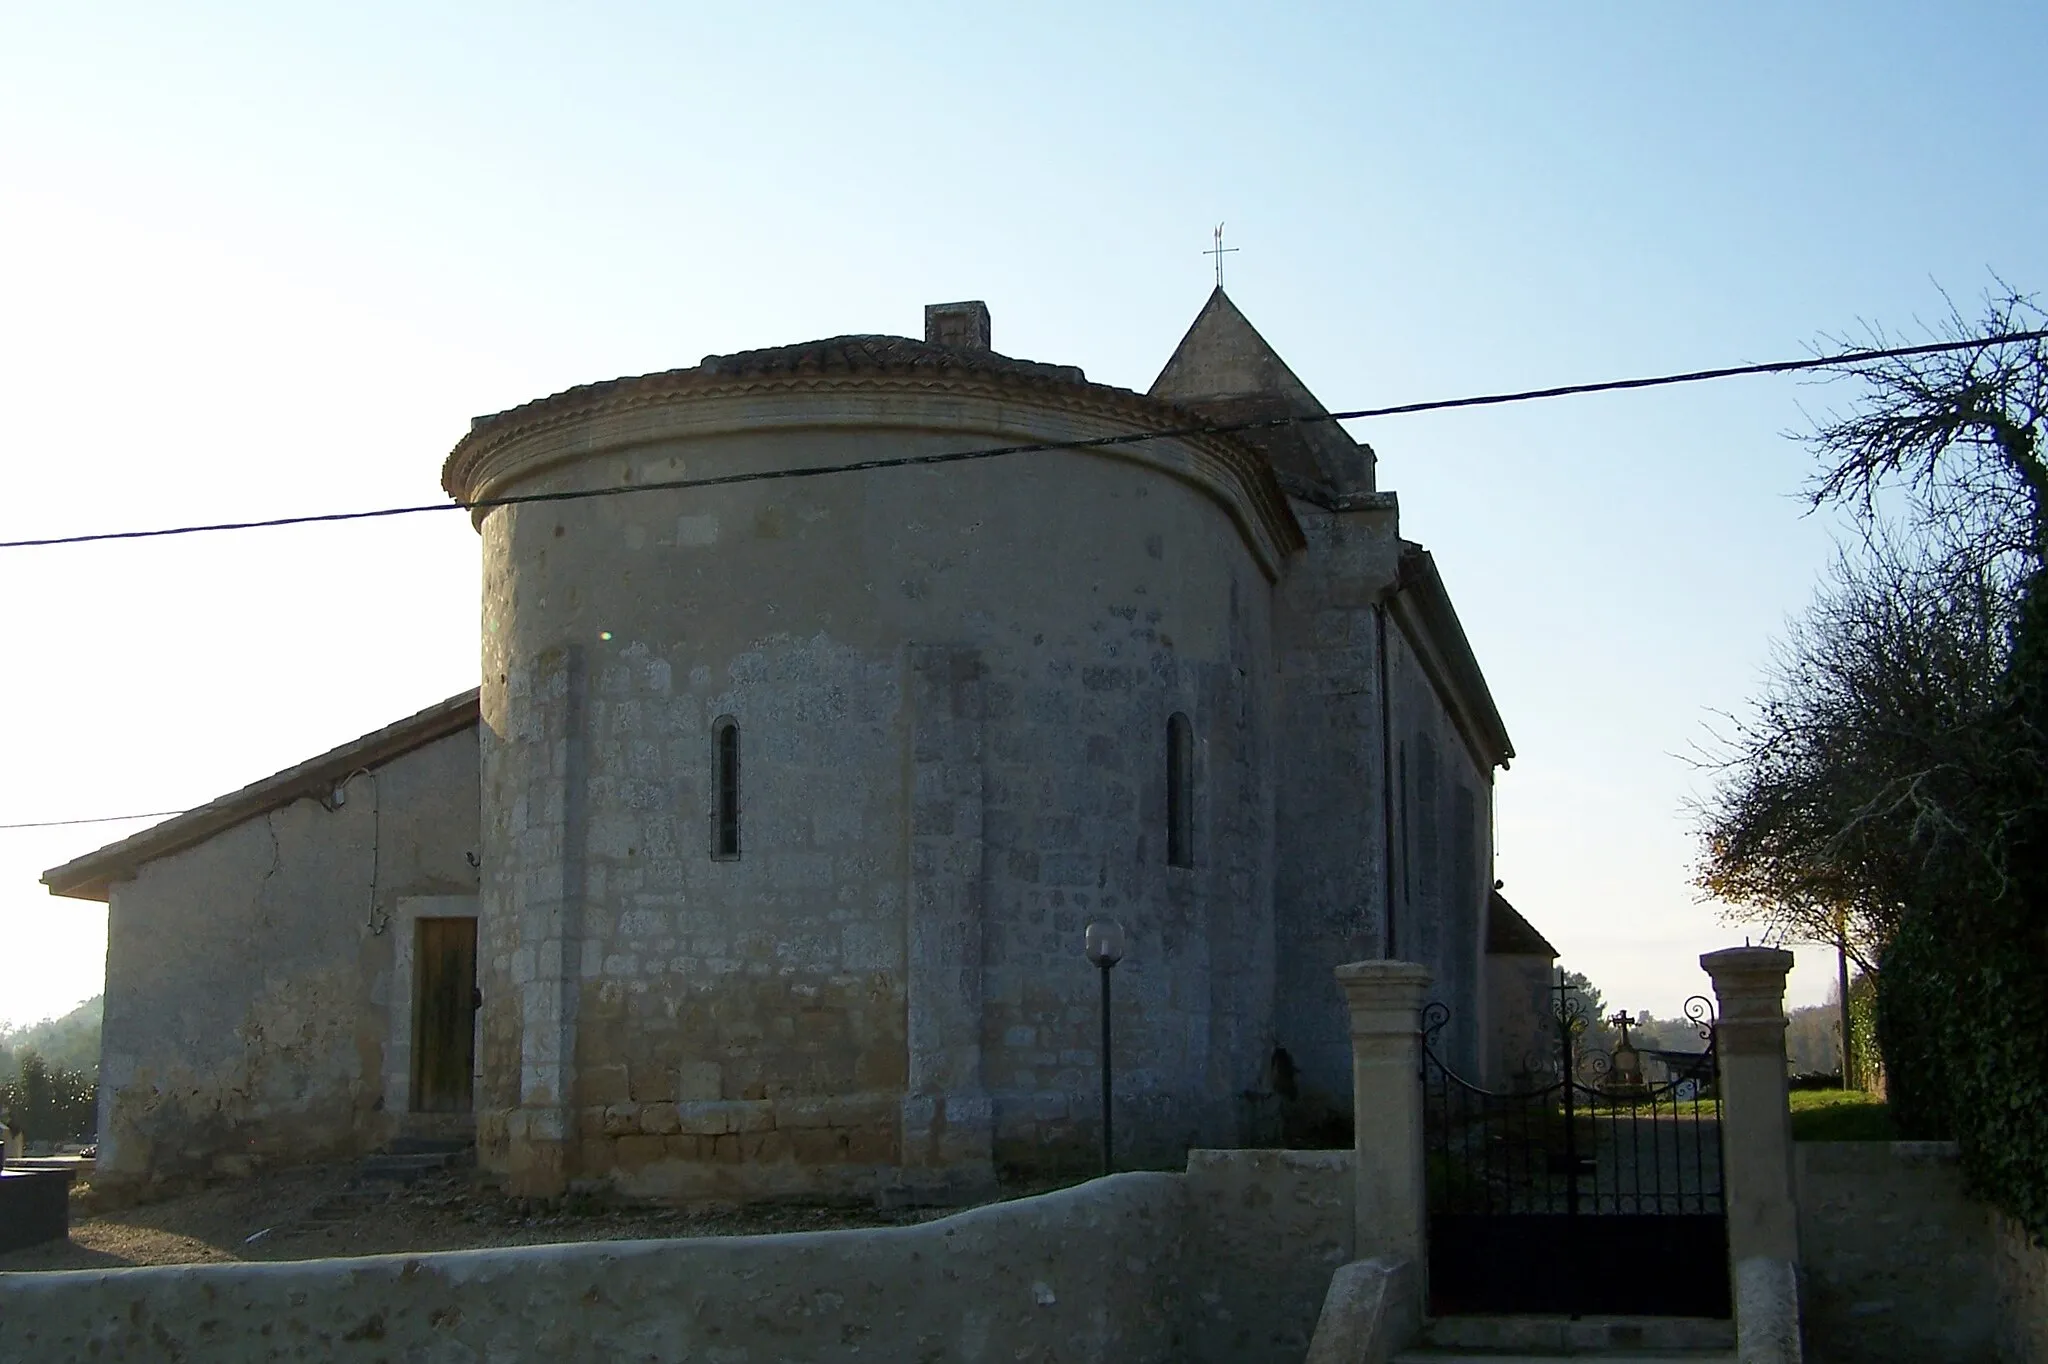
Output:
[
  {"xmin": 1167, "ymin": 712, "xmax": 1194, "ymax": 868},
  {"xmin": 713, "ymin": 717, "xmax": 741, "ymax": 859}
]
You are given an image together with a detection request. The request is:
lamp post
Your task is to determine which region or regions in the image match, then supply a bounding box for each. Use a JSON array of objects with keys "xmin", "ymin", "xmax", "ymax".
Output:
[{"xmin": 1084, "ymin": 919, "xmax": 1125, "ymax": 1176}]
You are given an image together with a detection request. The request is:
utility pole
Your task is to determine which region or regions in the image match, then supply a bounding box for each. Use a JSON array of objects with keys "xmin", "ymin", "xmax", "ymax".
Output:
[{"xmin": 1836, "ymin": 910, "xmax": 1857, "ymax": 1090}]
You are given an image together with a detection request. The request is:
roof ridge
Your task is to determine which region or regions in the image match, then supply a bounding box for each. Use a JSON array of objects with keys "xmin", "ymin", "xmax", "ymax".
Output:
[
  {"xmin": 42, "ymin": 690, "xmax": 481, "ymax": 902},
  {"xmin": 463, "ymin": 334, "xmax": 1090, "ymax": 454}
]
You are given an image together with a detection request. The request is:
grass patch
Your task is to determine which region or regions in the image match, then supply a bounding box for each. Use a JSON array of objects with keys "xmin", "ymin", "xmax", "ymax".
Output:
[{"xmin": 1789, "ymin": 1088, "xmax": 1895, "ymax": 1141}]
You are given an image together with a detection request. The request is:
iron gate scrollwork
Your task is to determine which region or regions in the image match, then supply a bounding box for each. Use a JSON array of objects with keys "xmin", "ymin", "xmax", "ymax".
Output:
[{"xmin": 1421, "ymin": 974, "xmax": 1730, "ymax": 1318}]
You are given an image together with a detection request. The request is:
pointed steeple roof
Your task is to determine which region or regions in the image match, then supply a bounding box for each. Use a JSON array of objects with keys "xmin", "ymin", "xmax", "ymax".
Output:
[{"xmin": 1149, "ymin": 289, "xmax": 1373, "ymax": 498}]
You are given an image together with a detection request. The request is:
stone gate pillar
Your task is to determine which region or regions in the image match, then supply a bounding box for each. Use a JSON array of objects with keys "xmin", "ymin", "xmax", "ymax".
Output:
[
  {"xmin": 1336, "ymin": 960, "xmax": 1432, "ymax": 1339},
  {"xmin": 1702, "ymin": 946, "xmax": 1802, "ymax": 1364}
]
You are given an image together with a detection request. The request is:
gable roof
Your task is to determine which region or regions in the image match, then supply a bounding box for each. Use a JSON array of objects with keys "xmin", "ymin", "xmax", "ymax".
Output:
[
  {"xmin": 462, "ymin": 336, "xmax": 1089, "ymax": 459},
  {"xmin": 1148, "ymin": 288, "xmax": 1375, "ymax": 500},
  {"xmin": 1487, "ymin": 890, "xmax": 1558, "ymax": 957},
  {"xmin": 699, "ymin": 334, "xmax": 1086, "ymax": 385},
  {"xmin": 1386, "ymin": 543, "xmax": 1515, "ymax": 771},
  {"xmin": 42, "ymin": 690, "xmax": 480, "ymax": 903}
]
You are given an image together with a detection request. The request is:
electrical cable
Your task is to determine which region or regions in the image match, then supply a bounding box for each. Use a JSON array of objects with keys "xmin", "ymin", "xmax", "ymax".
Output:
[
  {"xmin": 0, "ymin": 811, "xmax": 187, "ymax": 831},
  {"xmin": 3, "ymin": 327, "xmax": 2042, "ymax": 552},
  {"xmin": 8, "ymin": 326, "xmax": 2045, "ymax": 831}
]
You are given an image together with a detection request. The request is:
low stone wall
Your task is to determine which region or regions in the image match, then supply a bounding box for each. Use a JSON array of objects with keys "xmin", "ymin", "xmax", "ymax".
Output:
[
  {"xmin": 1795, "ymin": 1141, "xmax": 2039, "ymax": 1363},
  {"xmin": 1991, "ymin": 1210, "xmax": 2048, "ymax": 1364},
  {"xmin": 0, "ymin": 1151, "xmax": 1361, "ymax": 1363},
  {"xmin": 1181, "ymin": 1148, "xmax": 1352, "ymax": 1364},
  {"xmin": 1, "ymin": 1172, "xmax": 1186, "ymax": 1363}
]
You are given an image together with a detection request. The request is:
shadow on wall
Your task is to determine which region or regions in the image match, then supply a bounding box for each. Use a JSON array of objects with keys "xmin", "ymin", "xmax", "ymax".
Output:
[{"xmin": 1267, "ymin": 1046, "xmax": 1355, "ymax": 1151}]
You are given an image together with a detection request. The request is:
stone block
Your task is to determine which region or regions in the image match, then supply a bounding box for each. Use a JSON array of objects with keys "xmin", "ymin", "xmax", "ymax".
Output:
[
  {"xmin": 628, "ymin": 1064, "xmax": 677, "ymax": 1103},
  {"xmin": 640, "ymin": 1103, "xmax": 681, "ymax": 1135},
  {"xmin": 791, "ymin": 1129, "xmax": 851, "ymax": 1164},
  {"xmin": 776, "ymin": 1097, "xmax": 839, "ymax": 1129},
  {"xmin": 615, "ymin": 1135, "xmax": 666, "ymax": 1171},
  {"xmin": 673, "ymin": 1102, "xmax": 737, "ymax": 1136},
  {"xmin": 845, "ymin": 1126, "xmax": 896, "ymax": 1165},
  {"xmin": 742, "ymin": 1129, "xmax": 792, "ymax": 1162},
  {"xmin": 673, "ymin": 1100, "xmax": 775, "ymax": 1136},
  {"xmin": 854, "ymin": 1046, "xmax": 909, "ymax": 1091},
  {"xmin": 583, "ymin": 1064, "xmax": 631, "ymax": 1106},
  {"xmin": 577, "ymin": 1137, "xmax": 616, "ymax": 1173},
  {"xmin": 911, "ymin": 799, "xmax": 955, "ymax": 835}
]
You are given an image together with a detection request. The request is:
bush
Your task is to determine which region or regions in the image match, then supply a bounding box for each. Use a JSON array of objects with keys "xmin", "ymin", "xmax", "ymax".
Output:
[
  {"xmin": 1787, "ymin": 1071, "xmax": 1846, "ymax": 1091},
  {"xmin": 0, "ymin": 1049, "xmax": 97, "ymax": 1144}
]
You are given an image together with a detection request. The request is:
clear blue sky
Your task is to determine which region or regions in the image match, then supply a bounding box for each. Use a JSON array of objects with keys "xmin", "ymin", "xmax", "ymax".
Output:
[{"xmin": 3, "ymin": 3, "xmax": 2043, "ymax": 1027}]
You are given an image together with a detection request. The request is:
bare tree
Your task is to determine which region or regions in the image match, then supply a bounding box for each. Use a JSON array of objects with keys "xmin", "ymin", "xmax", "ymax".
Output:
[
  {"xmin": 1694, "ymin": 527, "xmax": 2035, "ymax": 968},
  {"xmin": 1805, "ymin": 285, "xmax": 2048, "ymax": 579},
  {"xmin": 1696, "ymin": 286, "xmax": 2048, "ymax": 960}
]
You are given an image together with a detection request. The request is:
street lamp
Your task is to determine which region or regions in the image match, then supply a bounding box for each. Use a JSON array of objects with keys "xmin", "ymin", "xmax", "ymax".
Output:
[{"xmin": 1084, "ymin": 919, "xmax": 1125, "ymax": 1176}]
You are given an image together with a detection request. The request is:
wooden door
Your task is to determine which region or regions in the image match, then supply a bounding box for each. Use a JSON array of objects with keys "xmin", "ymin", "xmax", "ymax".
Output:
[{"xmin": 412, "ymin": 917, "xmax": 478, "ymax": 1113}]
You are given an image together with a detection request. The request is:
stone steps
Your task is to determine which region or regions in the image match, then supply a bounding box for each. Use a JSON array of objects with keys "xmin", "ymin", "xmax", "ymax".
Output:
[
  {"xmin": 385, "ymin": 1135, "xmax": 473, "ymax": 1157},
  {"xmin": 1393, "ymin": 1315, "xmax": 1736, "ymax": 1361},
  {"xmin": 1394, "ymin": 1354, "xmax": 1734, "ymax": 1363},
  {"xmin": 278, "ymin": 1144, "xmax": 475, "ymax": 1232},
  {"xmin": 359, "ymin": 1150, "xmax": 467, "ymax": 1182}
]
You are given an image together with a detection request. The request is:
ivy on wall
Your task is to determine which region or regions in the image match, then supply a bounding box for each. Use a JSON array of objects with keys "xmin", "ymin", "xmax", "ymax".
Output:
[{"xmin": 1879, "ymin": 902, "xmax": 2048, "ymax": 1251}]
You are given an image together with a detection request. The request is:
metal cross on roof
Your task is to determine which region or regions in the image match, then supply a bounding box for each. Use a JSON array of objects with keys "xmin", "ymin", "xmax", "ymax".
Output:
[{"xmin": 1203, "ymin": 222, "xmax": 1239, "ymax": 288}]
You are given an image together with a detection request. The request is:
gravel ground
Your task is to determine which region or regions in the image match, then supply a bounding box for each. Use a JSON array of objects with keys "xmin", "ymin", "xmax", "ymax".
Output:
[{"xmin": 0, "ymin": 1164, "xmax": 982, "ymax": 1273}]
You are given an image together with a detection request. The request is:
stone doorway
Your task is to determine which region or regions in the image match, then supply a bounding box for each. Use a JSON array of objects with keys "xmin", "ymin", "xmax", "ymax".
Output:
[{"xmin": 411, "ymin": 917, "xmax": 478, "ymax": 1114}]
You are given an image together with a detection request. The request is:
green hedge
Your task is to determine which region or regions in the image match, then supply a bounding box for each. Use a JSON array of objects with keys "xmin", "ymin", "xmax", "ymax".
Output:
[{"xmin": 1876, "ymin": 856, "xmax": 2048, "ymax": 1250}]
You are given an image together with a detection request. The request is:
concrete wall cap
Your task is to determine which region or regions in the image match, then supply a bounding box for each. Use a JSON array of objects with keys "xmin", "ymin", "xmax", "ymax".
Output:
[
  {"xmin": 1700, "ymin": 945, "xmax": 1796, "ymax": 978},
  {"xmin": 1335, "ymin": 961, "xmax": 1435, "ymax": 1026},
  {"xmin": 1333, "ymin": 960, "xmax": 1433, "ymax": 984}
]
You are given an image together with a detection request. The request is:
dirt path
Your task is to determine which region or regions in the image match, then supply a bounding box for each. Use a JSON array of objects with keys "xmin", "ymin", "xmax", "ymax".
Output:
[{"xmin": 0, "ymin": 1164, "xmax": 972, "ymax": 1273}]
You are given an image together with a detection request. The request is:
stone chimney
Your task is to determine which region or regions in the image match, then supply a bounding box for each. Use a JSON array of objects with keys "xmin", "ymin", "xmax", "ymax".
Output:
[{"xmin": 924, "ymin": 300, "xmax": 991, "ymax": 351}]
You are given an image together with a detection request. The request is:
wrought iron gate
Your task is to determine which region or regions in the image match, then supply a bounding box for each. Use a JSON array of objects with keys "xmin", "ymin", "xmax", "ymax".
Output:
[{"xmin": 1421, "ymin": 975, "xmax": 1730, "ymax": 1318}]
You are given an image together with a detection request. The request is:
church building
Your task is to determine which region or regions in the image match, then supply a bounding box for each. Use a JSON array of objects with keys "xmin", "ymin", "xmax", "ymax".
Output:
[{"xmin": 45, "ymin": 292, "xmax": 1551, "ymax": 1202}]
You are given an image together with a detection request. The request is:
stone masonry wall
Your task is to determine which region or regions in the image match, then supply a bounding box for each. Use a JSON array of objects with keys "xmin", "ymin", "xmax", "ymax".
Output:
[
  {"xmin": 1269, "ymin": 499, "xmax": 1401, "ymax": 1127},
  {"xmin": 1384, "ymin": 615, "xmax": 1490, "ymax": 1077},
  {"xmin": 94, "ymin": 727, "xmax": 479, "ymax": 1195},
  {"xmin": 475, "ymin": 407, "xmax": 1279, "ymax": 1198}
]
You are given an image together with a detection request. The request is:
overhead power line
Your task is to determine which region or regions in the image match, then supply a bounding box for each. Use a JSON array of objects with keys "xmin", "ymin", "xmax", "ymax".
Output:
[
  {"xmin": 0, "ymin": 810, "xmax": 186, "ymax": 831},
  {"xmin": 4, "ymin": 327, "xmax": 2044, "ymax": 553}
]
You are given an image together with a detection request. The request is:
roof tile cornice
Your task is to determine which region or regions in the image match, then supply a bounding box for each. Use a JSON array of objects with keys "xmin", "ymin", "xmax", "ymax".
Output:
[{"xmin": 442, "ymin": 337, "xmax": 1305, "ymax": 571}]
